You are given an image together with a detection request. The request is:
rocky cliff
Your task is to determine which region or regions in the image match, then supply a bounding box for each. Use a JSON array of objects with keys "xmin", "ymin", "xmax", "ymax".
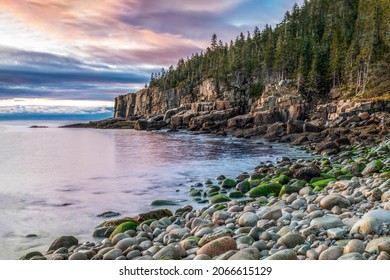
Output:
[
  {"xmin": 112, "ymin": 78, "xmax": 389, "ymax": 140},
  {"xmin": 114, "ymin": 78, "xmax": 250, "ymax": 119}
]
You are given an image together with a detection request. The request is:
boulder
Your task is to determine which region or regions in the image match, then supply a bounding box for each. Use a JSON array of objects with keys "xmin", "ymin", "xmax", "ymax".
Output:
[
  {"xmin": 153, "ymin": 245, "xmax": 181, "ymax": 260},
  {"xmin": 278, "ymin": 233, "xmax": 305, "ymax": 248},
  {"xmin": 294, "ymin": 166, "xmax": 321, "ymax": 181},
  {"xmin": 350, "ymin": 217, "xmax": 382, "ymax": 235},
  {"xmin": 266, "ymin": 249, "xmax": 298, "ymax": 260},
  {"xmin": 310, "ymin": 216, "xmax": 343, "ymax": 230},
  {"xmin": 47, "ymin": 236, "xmax": 78, "ymax": 252},
  {"xmin": 320, "ymin": 194, "xmax": 351, "ymax": 210},
  {"xmin": 196, "ymin": 236, "xmax": 237, "ymax": 258},
  {"xmin": 362, "ymin": 160, "xmax": 384, "ymax": 175}
]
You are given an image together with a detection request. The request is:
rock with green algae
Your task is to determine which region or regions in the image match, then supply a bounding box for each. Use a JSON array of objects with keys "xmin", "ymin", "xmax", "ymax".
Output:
[
  {"xmin": 209, "ymin": 194, "xmax": 231, "ymax": 204},
  {"xmin": 249, "ymin": 179, "xmax": 263, "ymax": 187},
  {"xmin": 150, "ymin": 199, "xmax": 180, "ymax": 206},
  {"xmin": 272, "ymin": 175, "xmax": 290, "ymax": 184},
  {"xmin": 221, "ymin": 178, "xmax": 237, "ymax": 188},
  {"xmin": 100, "ymin": 209, "xmax": 172, "ymax": 227},
  {"xmin": 228, "ymin": 191, "xmax": 243, "ymax": 198},
  {"xmin": 278, "ymin": 185, "xmax": 303, "ymax": 197},
  {"xmin": 362, "ymin": 160, "xmax": 384, "ymax": 175},
  {"xmin": 236, "ymin": 180, "xmax": 251, "ymax": 193},
  {"xmin": 189, "ymin": 188, "xmax": 202, "ymax": 196},
  {"xmin": 139, "ymin": 219, "xmax": 156, "ymax": 227},
  {"xmin": 109, "ymin": 221, "xmax": 138, "ymax": 240},
  {"xmin": 247, "ymin": 183, "xmax": 283, "ymax": 198},
  {"xmin": 311, "ymin": 178, "xmax": 337, "ymax": 188}
]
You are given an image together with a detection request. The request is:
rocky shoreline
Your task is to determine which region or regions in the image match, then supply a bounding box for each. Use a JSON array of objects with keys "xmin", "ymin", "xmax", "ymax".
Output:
[{"xmin": 20, "ymin": 134, "xmax": 390, "ymax": 260}]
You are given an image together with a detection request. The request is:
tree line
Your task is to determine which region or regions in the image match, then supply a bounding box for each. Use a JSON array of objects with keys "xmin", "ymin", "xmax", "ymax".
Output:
[{"xmin": 149, "ymin": 0, "xmax": 389, "ymax": 101}]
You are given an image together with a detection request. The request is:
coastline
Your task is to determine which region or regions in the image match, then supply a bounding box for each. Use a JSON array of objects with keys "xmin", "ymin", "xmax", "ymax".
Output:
[{"xmin": 20, "ymin": 128, "xmax": 390, "ymax": 260}]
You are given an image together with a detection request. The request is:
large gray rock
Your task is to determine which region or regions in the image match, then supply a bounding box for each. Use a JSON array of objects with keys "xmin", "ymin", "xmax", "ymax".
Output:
[
  {"xmin": 69, "ymin": 252, "xmax": 88, "ymax": 260},
  {"xmin": 103, "ymin": 248, "xmax": 123, "ymax": 260},
  {"xmin": 115, "ymin": 238, "xmax": 138, "ymax": 251},
  {"xmin": 266, "ymin": 249, "xmax": 298, "ymax": 260},
  {"xmin": 238, "ymin": 212, "xmax": 259, "ymax": 227},
  {"xmin": 363, "ymin": 209, "xmax": 390, "ymax": 223},
  {"xmin": 366, "ymin": 237, "xmax": 390, "ymax": 253},
  {"xmin": 278, "ymin": 233, "xmax": 305, "ymax": 249},
  {"xmin": 338, "ymin": 253, "xmax": 366, "ymax": 260},
  {"xmin": 350, "ymin": 217, "xmax": 382, "ymax": 235},
  {"xmin": 153, "ymin": 245, "xmax": 181, "ymax": 260},
  {"xmin": 327, "ymin": 228, "xmax": 346, "ymax": 239},
  {"xmin": 47, "ymin": 236, "xmax": 78, "ymax": 252},
  {"xmin": 228, "ymin": 248, "xmax": 260, "ymax": 260},
  {"xmin": 320, "ymin": 194, "xmax": 351, "ymax": 210},
  {"xmin": 310, "ymin": 216, "xmax": 343, "ymax": 230}
]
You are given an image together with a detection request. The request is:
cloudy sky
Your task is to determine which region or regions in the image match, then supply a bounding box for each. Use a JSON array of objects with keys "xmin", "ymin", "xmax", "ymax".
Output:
[{"xmin": 0, "ymin": 0, "xmax": 302, "ymax": 118}]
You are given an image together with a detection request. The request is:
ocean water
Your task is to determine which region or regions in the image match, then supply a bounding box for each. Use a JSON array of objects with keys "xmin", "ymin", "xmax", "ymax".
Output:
[{"xmin": 0, "ymin": 120, "xmax": 310, "ymax": 259}]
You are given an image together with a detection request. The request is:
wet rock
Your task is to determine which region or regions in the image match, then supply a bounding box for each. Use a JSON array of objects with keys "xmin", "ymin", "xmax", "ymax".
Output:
[{"xmin": 47, "ymin": 236, "xmax": 78, "ymax": 252}]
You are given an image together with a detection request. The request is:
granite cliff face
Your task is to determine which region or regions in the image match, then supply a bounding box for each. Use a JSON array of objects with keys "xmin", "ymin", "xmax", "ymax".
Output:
[
  {"xmin": 112, "ymin": 78, "xmax": 389, "ymax": 141},
  {"xmin": 114, "ymin": 78, "xmax": 250, "ymax": 119}
]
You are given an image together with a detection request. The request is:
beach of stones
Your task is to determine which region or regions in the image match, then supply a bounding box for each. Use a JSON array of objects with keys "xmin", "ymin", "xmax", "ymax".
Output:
[{"xmin": 21, "ymin": 139, "xmax": 390, "ymax": 260}]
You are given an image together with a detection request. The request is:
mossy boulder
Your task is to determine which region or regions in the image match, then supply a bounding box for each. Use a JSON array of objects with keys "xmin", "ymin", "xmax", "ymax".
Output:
[
  {"xmin": 247, "ymin": 183, "xmax": 283, "ymax": 198},
  {"xmin": 236, "ymin": 180, "xmax": 251, "ymax": 193},
  {"xmin": 342, "ymin": 162, "xmax": 366, "ymax": 176},
  {"xmin": 221, "ymin": 178, "xmax": 237, "ymax": 189},
  {"xmin": 109, "ymin": 221, "xmax": 138, "ymax": 239},
  {"xmin": 250, "ymin": 173, "xmax": 266, "ymax": 180},
  {"xmin": 150, "ymin": 200, "xmax": 179, "ymax": 206},
  {"xmin": 228, "ymin": 191, "xmax": 244, "ymax": 198},
  {"xmin": 337, "ymin": 174, "xmax": 354, "ymax": 180},
  {"xmin": 275, "ymin": 167, "xmax": 290, "ymax": 176},
  {"xmin": 139, "ymin": 219, "xmax": 156, "ymax": 227},
  {"xmin": 189, "ymin": 188, "xmax": 202, "ymax": 196},
  {"xmin": 362, "ymin": 160, "xmax": 384, "ymax": 175},
  {"xmin": 272, "ymin": 175, "xmax": 290, "ymax": 184},
  {"xmin": 380, "ymin": 172, "xmax": 390, "ymax": 179},
  {"xmin": 320, "ymin": 173, "xmax": 336, "ymax": 179},
  {"xmin": 312, "ymin": 178, "xmax": 337, "ymax": 188},
  {"xmin": 209, "ymin": 194, "xmax": 231, "ymax": 204},
  {"xmin": 313, "ymin": 186, "xmax": 324, "ymax": 192},
  {"xmin": 249, "ymin": 179, "xmax": 261, "ymax": 187},
  {"xmin": 279, "ymin": 185, "xmax": 303, "ymax": 197},
  {"xmin": 310, "ymin": 177, "xmax": 324, "ymax": 183},
  {"xmin": 294, "ymin": 166, "xmax": 321, "ymax": 181}
]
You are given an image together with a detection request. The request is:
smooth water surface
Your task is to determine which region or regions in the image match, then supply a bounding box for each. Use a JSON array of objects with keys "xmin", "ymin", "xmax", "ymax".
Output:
[{"xmin": 0, "ymin": 120, "xmax": 309, "ymax": 259}]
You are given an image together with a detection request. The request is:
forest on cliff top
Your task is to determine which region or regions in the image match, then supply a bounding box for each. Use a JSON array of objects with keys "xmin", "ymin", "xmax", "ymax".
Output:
[{"xmin": 149, "ymin": 0, "xmax": 389, "ymax": 103}]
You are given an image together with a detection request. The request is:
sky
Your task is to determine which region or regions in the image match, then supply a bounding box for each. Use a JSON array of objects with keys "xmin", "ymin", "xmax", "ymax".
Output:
[{"xmin": 0, "ymin": 0, "xmax": 302, "ymax": 119}]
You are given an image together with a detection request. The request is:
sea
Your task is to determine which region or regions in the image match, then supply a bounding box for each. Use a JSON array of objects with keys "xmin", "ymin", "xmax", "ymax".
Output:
[{"xmin": 0, "ymin": 119, "xmax": 311, "ymax": 259}]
